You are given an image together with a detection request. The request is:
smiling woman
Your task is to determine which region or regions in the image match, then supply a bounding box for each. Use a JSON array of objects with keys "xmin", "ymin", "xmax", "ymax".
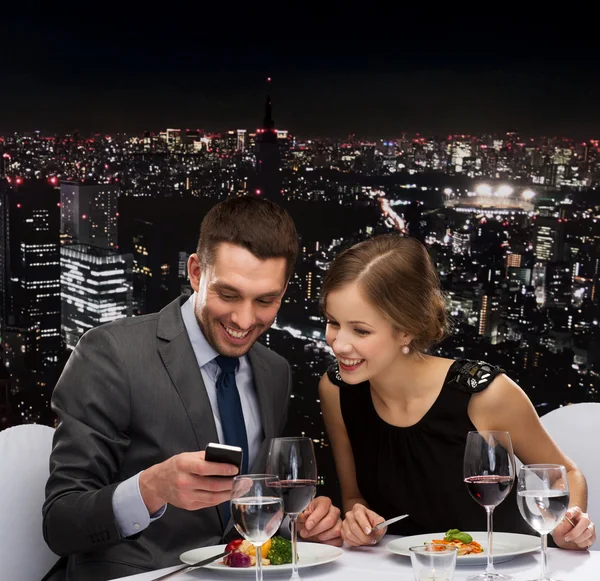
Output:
[{"xmin": 317, "ymin": 234, "xmax": 596, "ymax": 552}]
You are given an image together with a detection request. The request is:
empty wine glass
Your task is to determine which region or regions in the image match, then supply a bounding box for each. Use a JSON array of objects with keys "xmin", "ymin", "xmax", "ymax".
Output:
[
  {"xmin": 231, "ymin": 474, "xmax": 285, "ymax": 581},
  {"xmin": 463, "ymin": 430, "xmax": 515, "ymax": 581},
  {"xmin": 267, "ymin": 437, "xmax": 317, "ymax": 581},
  {"xmin": 517, "ymin": 464, "xmax": 569, "ymax": 581}
]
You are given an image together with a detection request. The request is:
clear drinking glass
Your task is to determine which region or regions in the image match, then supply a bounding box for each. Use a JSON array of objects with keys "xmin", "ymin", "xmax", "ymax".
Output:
[
  {"xmin": 231, "ymin": 474, "xmax": 285, "ymax": 581},
  {"xmin": 517, "ymin": 464, "xmax": 569, "ymax": 581},
  {"xmin": 410, "ymin": 544, "xmax": 458, "ymax": 580},
  {"xmin": 266, "ymin": 437, "xmax": 318, "ymax": 581},
  {"xmin": 463, "ymin": 430, "xmax": 515, "ymax": 581}
]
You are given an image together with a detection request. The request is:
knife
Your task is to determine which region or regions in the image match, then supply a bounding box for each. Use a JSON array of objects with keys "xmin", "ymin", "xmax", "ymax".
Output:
[
  {"xmin": 151, "ymin": 550, "xmax": 230, "ymax": 580},
  {"xmin": 370, "ymin": 513, "xmax": 409, "ymax": 534}
]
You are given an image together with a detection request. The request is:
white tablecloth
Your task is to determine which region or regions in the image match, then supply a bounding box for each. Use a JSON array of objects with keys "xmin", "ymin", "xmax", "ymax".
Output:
[{"xmin": 110, "ymin": 537, "xmax": 599, "ymax": 581}]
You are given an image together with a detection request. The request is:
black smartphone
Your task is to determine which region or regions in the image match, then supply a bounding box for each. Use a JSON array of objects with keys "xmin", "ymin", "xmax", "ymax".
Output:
[{"xmin": 204, "ymin": 443, "xmax": 243, "ymax": 476}]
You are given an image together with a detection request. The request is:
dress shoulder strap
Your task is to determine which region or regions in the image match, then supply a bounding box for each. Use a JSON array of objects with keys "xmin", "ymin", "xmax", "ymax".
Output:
[{"xmin": 444, "ymin": 359, "xmax": 505, "ymax": 394}]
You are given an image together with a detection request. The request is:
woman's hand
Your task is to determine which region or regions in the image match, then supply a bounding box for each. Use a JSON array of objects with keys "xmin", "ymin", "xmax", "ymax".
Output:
[
  {"xmin": 552, "ymin": 507, "xmax": 596, "ymax": 550},
  {"xmin": 341, "ymin": 503, "xmax": 386, "ymax": 546}
]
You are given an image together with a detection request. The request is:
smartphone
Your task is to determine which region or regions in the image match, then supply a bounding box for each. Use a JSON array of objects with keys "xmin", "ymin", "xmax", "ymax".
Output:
[{"xmin": 204, "ymin": 443, "xmax": 243, "ymax": 476}]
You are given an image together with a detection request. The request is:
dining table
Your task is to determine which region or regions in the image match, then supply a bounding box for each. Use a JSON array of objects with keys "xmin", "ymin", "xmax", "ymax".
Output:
[{"xmin": 110, "ymin": 536, "xmax": 600, "ymax": 581}]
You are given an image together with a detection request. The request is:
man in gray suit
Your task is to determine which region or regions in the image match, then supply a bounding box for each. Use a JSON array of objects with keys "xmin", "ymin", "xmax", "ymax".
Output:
[{"xmin": 43, "ymin": 196, "xmax": 342, "ymax": 581}]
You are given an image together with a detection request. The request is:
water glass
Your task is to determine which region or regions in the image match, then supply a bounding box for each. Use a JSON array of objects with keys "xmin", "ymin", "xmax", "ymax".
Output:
[
  {"xmin": 231, "ymin": 474, "xmax": 284, "ymax": 581},
  {"xmin": 517, "ymin": 464, "xmax": 569, "ymax": 581},
  {"xmin": 409, "ymin": 544, "xmax": 458, "ymax": 581}
]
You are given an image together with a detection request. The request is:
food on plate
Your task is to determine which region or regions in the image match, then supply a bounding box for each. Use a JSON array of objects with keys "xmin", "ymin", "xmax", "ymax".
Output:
[
  {"xmin": 267, "ymin": 535, "xmax": 294, "ymax": 565},
  {"xmin": 223, "ymin": 536, "xmax": 293, "ymax": 567},
  {"xmin": 430, "ymin": 529, "xmax": 483, "ymax": 556}
]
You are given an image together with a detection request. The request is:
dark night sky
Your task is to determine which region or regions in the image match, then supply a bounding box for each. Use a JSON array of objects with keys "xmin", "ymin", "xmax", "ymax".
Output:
[{"xmin": 2, "ymin": 4, "xmax": 599, "ymax": 138}]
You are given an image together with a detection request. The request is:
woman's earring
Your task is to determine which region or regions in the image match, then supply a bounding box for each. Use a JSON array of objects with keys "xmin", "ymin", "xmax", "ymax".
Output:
[{"xmin": 402, "ymin": 343, "xmax": 410, "ymax": 355}]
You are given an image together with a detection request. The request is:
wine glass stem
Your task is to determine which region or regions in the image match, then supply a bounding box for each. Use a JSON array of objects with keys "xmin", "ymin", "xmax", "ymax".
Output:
[
  {"xmin": 485, "ymin": 506, "xmax": 496, "ymax": 574},
  {"xmin": 540, "ymin": 533, "xmax": 549, "ymax": 579},
  {"xmin": 290, "ymin": 514, "xmax": 300, "ymax": 580},
  {"xmin": 255, "ymin": 543, "xmax": 264, "ymax": 581}
]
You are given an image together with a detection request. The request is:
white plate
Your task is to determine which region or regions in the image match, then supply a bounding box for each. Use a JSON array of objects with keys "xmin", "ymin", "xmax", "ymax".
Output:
[
  {"xmin": 180, "ymin": 542, "xmax": 344, "ymax": 573},
  {"xmin": 387, "ymin": 532, "xmax": 539, "ymax": 566}
]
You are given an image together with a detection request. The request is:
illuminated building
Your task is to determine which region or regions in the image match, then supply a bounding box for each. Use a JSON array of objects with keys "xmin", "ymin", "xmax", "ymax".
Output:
[
  {"xmin": 60, "ymin": 181, "xmax": 120, "ymax": 250},
  {"xmin": 452, "ymin": 232, "xmax": 471, "ymax": 255},
  {"xmin": 4, "ymin": 180, "xmax": 61, "ymax": 364},
  {"xmin": 60, "ymin": 244, "xmax": 133, "ymax": 350},
  {"xmin": 534, "ymin": 217, "xmax": 564, "ymax": 263},
  {"xmin": 255, "ymin": 79, "xmax": 281, "ymax": 199}
]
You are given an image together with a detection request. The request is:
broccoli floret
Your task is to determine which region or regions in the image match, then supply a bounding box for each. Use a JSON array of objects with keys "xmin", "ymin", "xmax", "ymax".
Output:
[{"xmin": 267, "ymin": 535, "xmax": 293, "ymax": 565}]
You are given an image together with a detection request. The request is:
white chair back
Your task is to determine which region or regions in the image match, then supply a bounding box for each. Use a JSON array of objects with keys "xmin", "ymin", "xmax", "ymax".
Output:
[
  {"xmin": 541, "ymin": 402, "xmax": 600, "ymax": 550},
  {"xmin": 0, "ymin": 424, "xmax": 62, "ymax": 580}
]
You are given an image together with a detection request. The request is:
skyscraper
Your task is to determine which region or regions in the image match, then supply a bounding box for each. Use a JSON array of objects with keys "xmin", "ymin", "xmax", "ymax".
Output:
[
  {"xmin": 60, "ymin": 244, "xmax": 133, "ymax": 350},
  {"xmin": 60, "ymin": 181, "xmax": 120, "ymax": 250},
  {"xmin": 5, "ymin": 180, "xmax": 61, "ymax": 364},
  {"xmin": 254, "ymin": 79, "xmax": 281, "ymax": 200},
  {"xmin": 534, "ymin": 216, "xmax": 565, "ymax": 263}
]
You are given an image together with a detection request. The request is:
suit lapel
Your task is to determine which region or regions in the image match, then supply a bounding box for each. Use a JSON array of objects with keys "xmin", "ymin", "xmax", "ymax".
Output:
[{"xmin": 156, "ymin": 298, "xmax": 226, "ymax": 531}]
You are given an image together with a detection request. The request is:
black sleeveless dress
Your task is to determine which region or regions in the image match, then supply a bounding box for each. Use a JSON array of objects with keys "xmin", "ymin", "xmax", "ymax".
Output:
[{"xmin": 327, "ymin": 358, "xmax": 531, "ymax": 536}]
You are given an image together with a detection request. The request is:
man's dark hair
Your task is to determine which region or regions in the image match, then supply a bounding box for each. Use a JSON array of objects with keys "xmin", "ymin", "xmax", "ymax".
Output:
[{"xmin": 197, "ymin": 196, "xmax": 299, "ymax": 280}]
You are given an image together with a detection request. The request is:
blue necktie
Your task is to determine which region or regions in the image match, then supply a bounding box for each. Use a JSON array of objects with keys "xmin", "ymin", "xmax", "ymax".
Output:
[{"xmin": 215, "ymin": 355, "xmax": 249, "ymax": 525}]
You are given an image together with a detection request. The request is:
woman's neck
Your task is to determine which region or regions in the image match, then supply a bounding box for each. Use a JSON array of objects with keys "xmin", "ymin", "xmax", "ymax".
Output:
[{"xmin": 369, "ymin": 354, "xmax": 453, "ymax": 405}]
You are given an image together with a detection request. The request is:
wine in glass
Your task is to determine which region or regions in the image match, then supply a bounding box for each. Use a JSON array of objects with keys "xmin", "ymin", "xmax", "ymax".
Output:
[
  {"xmin": 517, "ymin": 464, "xmax": 569, "ymax": 581},
  {"xmin": 267, "ymin": 437, "xmax": 317, "ymax": 581},
  {"xmin": 464, "ymin": 430, "xmax": 515, "ymax": 581},
  {"xmin": 231, "ymin": 475, "xmax": 285, "ymax": 581}
]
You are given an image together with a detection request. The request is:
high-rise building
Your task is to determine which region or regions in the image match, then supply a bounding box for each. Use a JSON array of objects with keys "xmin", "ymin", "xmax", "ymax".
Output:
[
  {"xmin": 60, "ymin": 244, "xmax": 133, "ymax": 350},
  {"xmin": 60, "ymin": 181, "xmax": 120, "ymax": 250},
  {"xmin": 505, "ymin": 253, "xmax": 522, "ymax": 271},
  {"xmin": 546, "ymin": 262, "xmax": 572, "ymax": 309},
  {"xmin": 236, "ymin": 129, "xmax": 247, "ymax": 152},
  {"xmin": 508, "ymin": 267, "xmax": 532, "ymax": 287},
  {"xmin": 452, "ymin": 232, "xmax": 471, "ymax": 256},
  {"xmin": 255, "ymin": 80, "xmax": 281, "ymax": 200},
  {"xmin": 5, "ymin": 180, "xmax": 61, "ymax": 364},
  {"xmin": 534, "ymin": 217, "xmax": 564, "ymax": 263}
]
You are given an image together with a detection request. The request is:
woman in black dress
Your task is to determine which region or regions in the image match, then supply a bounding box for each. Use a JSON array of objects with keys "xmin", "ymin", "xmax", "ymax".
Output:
[{"xmin": 318, "ymin": 234, "xmax": 595, "ymax": 550}]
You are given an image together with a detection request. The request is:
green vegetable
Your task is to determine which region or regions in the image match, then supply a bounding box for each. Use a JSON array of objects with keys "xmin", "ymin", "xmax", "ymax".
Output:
[
  {"xmin": 267, "ymin": 535, "xmax": 294, "ymax": 565},
  {"xmin": 445, "ymin": 529, "xmax": 473, "ymax": 544}
]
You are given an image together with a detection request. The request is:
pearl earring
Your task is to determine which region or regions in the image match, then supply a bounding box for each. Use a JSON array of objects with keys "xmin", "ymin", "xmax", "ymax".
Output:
[{"xmin": 402, "ymin": 343, "xmax": 410, "ymax": 355}]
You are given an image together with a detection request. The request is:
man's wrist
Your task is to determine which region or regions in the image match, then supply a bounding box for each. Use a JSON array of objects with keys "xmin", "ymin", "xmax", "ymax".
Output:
[{"xmin": 139, "ymin": 465, "xmax": 167, "ymax": 515}]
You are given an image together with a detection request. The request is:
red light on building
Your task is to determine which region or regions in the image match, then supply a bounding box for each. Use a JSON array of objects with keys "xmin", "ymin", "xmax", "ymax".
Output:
[
  {"xmin": 57, "ymin": 202, "xmax": 61, "ymax": 207},
  {"xmin": 116, "ymin": 212, "xmax": 119, "ymax": 217},
  {"xmin": 82, "ymin": 214, "xmax": 87, "ymax": 220},
  {"xmin": 16, "ymin": 203, "xmax": 21, "ymax": 209},
  {"xmin": 49, "ymin": 176, "xmax": 58, "ymax": 185},
  {"xmin": 255, "ymin": 189, "xmax": 262, "ymax": 195},
  {"xmin": 15, "ymin": 177, "xmax": 23, "ymax": 185}
]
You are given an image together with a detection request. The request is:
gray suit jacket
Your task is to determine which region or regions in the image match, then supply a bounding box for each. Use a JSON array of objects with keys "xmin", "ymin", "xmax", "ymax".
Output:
[{"xmin": 43, "ymin": 296, "xmax": 292, "ymax": 581}]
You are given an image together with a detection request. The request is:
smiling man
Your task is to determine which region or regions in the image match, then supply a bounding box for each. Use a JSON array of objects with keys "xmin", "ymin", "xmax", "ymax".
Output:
[{"xmin": 43, "ymin": 196, "xmax": 342, "ymax": 581}]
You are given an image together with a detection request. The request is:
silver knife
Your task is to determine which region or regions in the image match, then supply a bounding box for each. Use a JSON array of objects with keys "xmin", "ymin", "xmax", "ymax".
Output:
[
  {"xmin": 151, "ymin": 550, "xmax": 230, "ymax": 580},
  {"xmin": 370, "ymin": 513, "xmax": 409, "ymax": 534}
]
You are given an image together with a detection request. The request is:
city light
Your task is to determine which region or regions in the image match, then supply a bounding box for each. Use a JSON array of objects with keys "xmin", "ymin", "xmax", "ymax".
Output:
[
  {"xmin": 522, "ymin": 189, "xmax": 536, "ymax": 200},
  {"xmin": 496, "ymin": 185, "xmax": 513, "ymax": 197},
  {"xmin": 476, "ymin": 183, "xmax": 492, "ymax": 196}
]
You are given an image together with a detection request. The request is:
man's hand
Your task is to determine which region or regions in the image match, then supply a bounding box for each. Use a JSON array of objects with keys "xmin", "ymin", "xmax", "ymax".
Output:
[
  {"xmin": 342, "ymin": 503, "xmax": 386, "ymax": 547},
  {"xmin": 552, "ymin": 507, "xmax": 596, "ymax": 550},
  {"xmin": 297, "ymin": 496, "xmax": 342, "ymax": 546},
  {"xmin": 139, "ymin": 451, "xmax": 239, "ymax": 514}
]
